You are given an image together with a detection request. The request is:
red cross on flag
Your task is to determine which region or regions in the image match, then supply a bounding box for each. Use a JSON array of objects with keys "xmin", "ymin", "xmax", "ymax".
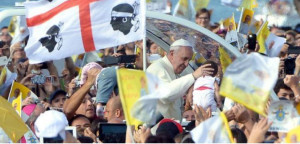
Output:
[{"xmin": 24, "ymin": 0, "xmax": 146, "ymax": 64}]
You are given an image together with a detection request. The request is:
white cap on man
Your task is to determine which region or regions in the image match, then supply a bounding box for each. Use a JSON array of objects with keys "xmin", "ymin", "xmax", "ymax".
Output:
[
  {"xmin": 34, "ymin": 110, "xmax": 68, "ymax": 139},
  {"xmin": 170, "ymin": 39, "xmax": 193, "ymax": 48}
]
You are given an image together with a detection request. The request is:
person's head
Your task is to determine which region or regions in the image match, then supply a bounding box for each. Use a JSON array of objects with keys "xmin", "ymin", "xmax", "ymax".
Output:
[
  {"xmin": 24, "ymin": 104, "xmax": 46, "ymax": 134},
  {"xmin": 156, "ymin": 119, "xmax": 184, "ymax": 139},
  {"xmin": 195, "ymin": 8, "xmax": 211, "ymax": 28},
  {"xmin": 10, "ymin": 42, "xmax": 26, "ymax": 60},
  {"xmin": 295, "ymin": 34, "xmax": 300, "ymax": 46},
  {"xmin": 285, "ymin": 30, "xmax": 297, "ymax": 45},
  {"xmin": 231, "ymin": 127, "xmax": 247, "ymax": 143},
  {"xmin": 75, "ymin": 93, "xmax": 95, "ymax": 119},
  {"xmin": 167, "ymin": 39, "xmax": 193, "ymax": 74},
  {"xmin": 70, "ymin": 114, "xmax": 91, "ymax": 137},
  {"xmin": 49, "ymin": 90, "xmax": 67, "ymax": 109},
  {"xmin": 243, "ymin": 15, "xmax": 251, "ymax": 24},
  {"xmin": 0, "ymin": 41, "xmax": 10, "ymax": 57},
  {"xmin": 110, "ymin": 3, "xmax": 135, "ymax": 35},
  {"xmin": 80, "ymin": 62, "xmax": 102, "ymax": 86},
  {"xmin": 274, "ymin": 79, "xmax": 294, "ymax": 100},
  {"xmin": 182, "ymin": 110, "xmax": 195, "ymax": 121},
  {"xmin": 202, "ymin": 60, "xmax": 218, "ymax": 77},
  {"xmin": 34, "ymin": 110, "xmax": 68, "ymax": 141},
  {"xmin": 0, "ymin": 26, "xmax": 12, "ymax": 44},
  {"xmin": 104, "ymin": 96, "xmax": 124, "ymax": 122},
  {"xmin": 150, "ymin": 43, "xmax": 160, "ymax": 54}
]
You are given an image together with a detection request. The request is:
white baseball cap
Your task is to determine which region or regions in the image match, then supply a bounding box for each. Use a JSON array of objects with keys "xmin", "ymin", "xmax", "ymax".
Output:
[
  {"xmin": 170, "ymin": 39, "xmax": 193, "ymax": 48},
  {"xmin": 34, "ymin": 110, "xmax": 68, "ymax": 140}
]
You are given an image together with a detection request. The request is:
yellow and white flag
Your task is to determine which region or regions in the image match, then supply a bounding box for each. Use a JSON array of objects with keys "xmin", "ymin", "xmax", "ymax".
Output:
[
  {"xmin": 257, "ymin": 21, "xmax": 286, "ymax": 57},
  {"xmin": 12, "ymin": 92, "xmax": 22, "ymax": 116},
  {"xmin": 117, "ymin": 69, "xmax": 150, "ymax": 126},
  {"xmin": 222, "ymin": 14, "xmax": 236, "ymax": 31},
  {"xmin": 190, "ymin": 112, "xmax": 233, "ymax": 143},
  {"xmin": 286, "ymin": 126, "xmax": 300, "ymax": 143},
  {"xmin": 8, "ymin": 81, "xmax": 38, "ymax": 104},
  {"xmin": 0, "ymin": 96, "xmax": 28, "ymax": 143},
  {"xmin": 220, "ymin": 53, "xmax": 279, "ymax": 116},
  {"xmin": 173, "ymin": 0, "xmax": 196, "ymax": 21}
]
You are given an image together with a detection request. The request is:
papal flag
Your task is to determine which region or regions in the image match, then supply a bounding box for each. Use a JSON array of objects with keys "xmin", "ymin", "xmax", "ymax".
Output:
[
  {"xmin": 268, "ymin": 100, "xmax": 299, "ymax": 132},
  {"xmin": 257, "ymin": 21, "xmax": 286, "ymax": 57},
  {"xmin": 221, "ymin": 14, "xmax": 236, "ymax": 31},
  {"xmin": 12, "ymin": 92, "xmax": 22, "ymax": 116},
  {"xmin": 24, "ymin": 0, "xmax": 146, "ymax": 64},
  {"xmin": 8, "ymin": 81, "xmax": 39, "ymax": 104},
  {"xmin": 117, "ymin": 68, "xmax": 165, "ymax": 126},
  {"xmin": 190, "ymin": 112, "xmax": 233, "ymax": 143},
  {"xmin": 286, "ymin": 126, "xmax": 300, "ymax": 143},
  {"xmin": 0, "ymin": 96, "xmax": 28, "ymax": 143},
  {"xmin": 220, "ymin": 53, "xmax": 279, "ymax": 116}
]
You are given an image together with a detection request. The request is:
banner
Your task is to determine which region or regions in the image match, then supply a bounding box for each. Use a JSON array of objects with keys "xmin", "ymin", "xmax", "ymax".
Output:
[
  {"xmin": 190, "ymin": 112, "xmax": 233, "ymax": 143},
  {"xmin": 25, "ymin": 0, "xmax": 146, "ymax": 64},
  {"xmin": 220, "ymin": 53, "xmax": 279, "ymax": 116},
  {"xmin": 268, "ymin": 100, "xmax": 299, "ymax": 132}
]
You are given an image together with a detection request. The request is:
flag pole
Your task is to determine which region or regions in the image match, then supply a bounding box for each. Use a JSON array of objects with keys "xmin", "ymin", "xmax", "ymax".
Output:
[{"xmin": 143, "ymin": 37, "xmax": 147, "ymax": 71}]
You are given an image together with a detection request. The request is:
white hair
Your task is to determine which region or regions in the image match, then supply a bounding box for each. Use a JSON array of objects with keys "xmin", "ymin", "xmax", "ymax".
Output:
[{"xmin": 169, "ymin": 45, "xmax": 193, "ymax": 53}]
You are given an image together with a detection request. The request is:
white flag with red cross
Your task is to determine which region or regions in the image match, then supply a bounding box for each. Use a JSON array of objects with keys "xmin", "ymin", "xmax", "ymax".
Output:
[{"xmin": 24, "ymin": 0, "xmax": 145, "ymax": 64}]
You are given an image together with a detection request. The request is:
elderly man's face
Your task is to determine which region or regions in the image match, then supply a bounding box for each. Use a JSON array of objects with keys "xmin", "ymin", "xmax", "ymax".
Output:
[{"xmin": 169, "ymin": 46, "xmax": 193, "ymax": 74}]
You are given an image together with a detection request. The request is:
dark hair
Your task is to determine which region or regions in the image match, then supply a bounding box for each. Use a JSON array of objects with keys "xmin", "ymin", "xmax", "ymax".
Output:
[
  {"xmin": 90, "ymin": 118, "xmax": 107, "ymax": 135},
  {"xmin": 69, "ymin": 114, "xmax": 90, "ymax": 125},
  {"xmin": 203, "ymin": 60, "xmax": 218, "ymax": 77},
  {"xmin": 196, "ymin": 8, "xmax": 211, "ymax": 20},
  {"xmin": 274, "ymin": 79, "xmax": 292, "ymax": 94},
  {"xmin": 231, "ymin": 127, "xmax": 247, "ymax": 143},
  {"xmin": 185, "ymin": 121, "xmax": 195, "ymax": 131},
  {"xmin": 1, "ymin": 26, "xmax": 8, "ymax": 30},
  {"xmin": 174, "ymin": 132, "xmax": 194, "ymax": 143},
  {"xmin": 145, "ymin": 135, "xmax": 175, "ymax": 143}
]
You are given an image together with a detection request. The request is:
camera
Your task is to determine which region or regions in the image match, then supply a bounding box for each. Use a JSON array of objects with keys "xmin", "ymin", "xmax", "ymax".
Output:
[
  {"xmin": 31, "ymin": 75, "xmax": 52, "ymax": 84},
  {"xmin": 103, "ymin": 55, "xmax": 136, "ymax": 66},
  {"xmin": 247, "ymin": 34, "xmax": 257, "ymax": 50}
]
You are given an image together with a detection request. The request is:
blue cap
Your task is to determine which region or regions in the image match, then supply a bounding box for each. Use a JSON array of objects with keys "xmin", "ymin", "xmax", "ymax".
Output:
[{"xmin": 49, "ymin": 90, "xmax": 67, "ymax": 104}]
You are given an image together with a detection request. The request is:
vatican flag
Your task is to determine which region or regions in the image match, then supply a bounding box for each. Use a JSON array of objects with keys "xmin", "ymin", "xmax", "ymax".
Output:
[{"xmin": 220, "ymin": 53, "xmax": 279, "ymax": 116}]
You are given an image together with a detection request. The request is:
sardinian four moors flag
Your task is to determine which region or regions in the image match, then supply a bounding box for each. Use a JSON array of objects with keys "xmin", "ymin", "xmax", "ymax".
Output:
[{"xmin": 24, "ymin": 0, "xmax": 146, "ymax": 64}]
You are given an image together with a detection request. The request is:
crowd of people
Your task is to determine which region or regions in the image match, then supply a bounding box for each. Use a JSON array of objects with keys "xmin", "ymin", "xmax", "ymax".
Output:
[{"xmin": 1, "ymin": 2, "xmax": 300, "ymax": 143}]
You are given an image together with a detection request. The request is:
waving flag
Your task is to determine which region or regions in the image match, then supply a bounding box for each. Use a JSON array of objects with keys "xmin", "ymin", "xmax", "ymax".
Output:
[
  {"xmin": 220, "ymin": 53, "xmax": 279, "ymax": 116},
  {"xmin": 221, "ymin": 14, "xmax": 236, "ymax": 30},
  {"xmin": 239, "ymin": 0, "xmax": 258, "ymax": 10},
  {"xmin": 190, "ymin": 112, "xmax": 233, "ymax": 143},
  {"xmin": 25, "ymin": 0, "xmax": 145, "ymax": 64},
  {"xmin": 257, "ymin": 21, "xmax": 286, "ymax": 57}
]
